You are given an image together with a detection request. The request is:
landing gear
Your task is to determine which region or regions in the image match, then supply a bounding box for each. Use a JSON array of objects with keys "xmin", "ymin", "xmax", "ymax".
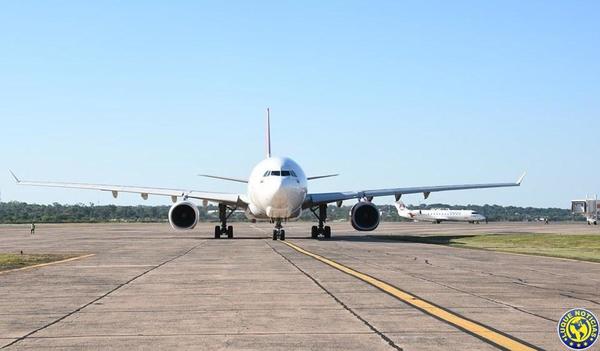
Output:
[
  {"xmin": 310, "ymin": 204, "xmax": 331, "ymax": 239},
  {"xmin": 272, "ymin": 219, "xmax": 285, "ymax": 241},
  {"xmin": 214, "ymin": 203, "xmax": 237, "ymax": 239}
]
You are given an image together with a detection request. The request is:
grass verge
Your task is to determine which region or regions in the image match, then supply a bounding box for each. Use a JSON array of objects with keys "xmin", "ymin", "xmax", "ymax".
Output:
[
  {"xmin": 371, "ymin": 233, "xmax": 600, "ymax": 263},
  {"xmin": 0, "ymin": 253, "xmax": 78, "ymax": 272}
]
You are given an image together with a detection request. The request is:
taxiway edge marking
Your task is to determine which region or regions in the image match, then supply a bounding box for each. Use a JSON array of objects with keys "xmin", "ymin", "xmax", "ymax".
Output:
[
  {"xmin": 282, "ymin": 241, "xmax": 542, "ymax": 351},
  {"xmin": 0, "ymin": 254, "xmax": 95, "ymax": 276}
]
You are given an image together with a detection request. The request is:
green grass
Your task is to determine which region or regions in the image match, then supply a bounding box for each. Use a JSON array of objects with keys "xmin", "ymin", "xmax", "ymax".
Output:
[
  {"xmin": 0, "ymin": 253, "xmax": 76, "ymax": 272},
  {"xmin": 371, "ymin": 233, "xmax": 600, "ymax": 263}
]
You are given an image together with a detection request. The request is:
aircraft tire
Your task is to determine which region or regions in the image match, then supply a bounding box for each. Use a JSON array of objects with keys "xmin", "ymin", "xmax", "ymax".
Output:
[
  {"xmin": 324, "ymin": 226, "xmax": 331, "ymax": 239},
  {"xmin": 227, "ymin": 226, "xmax": 233, "ymax": 239},
  {"xmin": 280, "ymin": 230, "xmax": 285, "ymax": 241},
  {"xmin": 214, "ymin": 226, "xmax": 221, "ymax": 239},
  {"xmin": 311, "ymin": 226, "xmax": 318, "ymax": 239}
]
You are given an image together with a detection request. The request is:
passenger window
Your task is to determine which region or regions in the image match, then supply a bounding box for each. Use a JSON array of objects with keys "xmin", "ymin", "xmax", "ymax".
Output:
[{"xmin": 271, "ymin": 171, "xmax": 280, "ymax": 176}]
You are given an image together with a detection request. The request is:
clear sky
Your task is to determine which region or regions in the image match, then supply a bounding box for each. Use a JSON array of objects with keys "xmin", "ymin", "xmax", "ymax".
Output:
[{"xmin": 0, "ymin": 1, "xmax": 598, "ymax": 208}]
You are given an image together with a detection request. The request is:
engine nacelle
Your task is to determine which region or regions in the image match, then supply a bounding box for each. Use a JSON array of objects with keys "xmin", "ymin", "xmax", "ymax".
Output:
[
  {"xmin": 168, "ymin": 201, "xmax": 199, "ymax": 230},
  {"xmin": 350, "ymin": 201, "xmax": 380, "ymax": 231}
]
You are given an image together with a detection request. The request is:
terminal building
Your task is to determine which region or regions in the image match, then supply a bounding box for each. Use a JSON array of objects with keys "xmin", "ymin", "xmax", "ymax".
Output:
[{"xmin": 571, "ymin": 197, "xmax": 599, "ymax": 225}]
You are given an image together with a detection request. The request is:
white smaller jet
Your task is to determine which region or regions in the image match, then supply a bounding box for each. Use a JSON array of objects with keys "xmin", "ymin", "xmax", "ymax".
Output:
[{"xmin": 395, "ymin": 201, "xmax": 486, "ymax": 224}]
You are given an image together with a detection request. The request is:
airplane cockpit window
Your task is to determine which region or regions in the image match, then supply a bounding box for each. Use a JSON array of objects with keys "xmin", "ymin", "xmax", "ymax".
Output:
[
  {"xmin": 266, "ymin": 170, "xmax": 296, "ymax": 177},
  {"xmin": 472, "ymin": 211, "xmax": 479, "ymax": 215}
]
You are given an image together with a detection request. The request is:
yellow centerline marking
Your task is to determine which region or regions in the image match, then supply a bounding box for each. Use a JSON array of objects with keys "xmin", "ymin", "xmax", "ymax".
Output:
[
  {"xmin": 0, "ymin": 254, "xmax": 95, "ymax": 275},
  {"xmin": 282, "ymin": 241, "xmax": 540, "ymax": 351}
]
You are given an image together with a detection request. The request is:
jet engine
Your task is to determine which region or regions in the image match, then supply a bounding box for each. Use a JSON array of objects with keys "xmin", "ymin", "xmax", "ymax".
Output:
[
  {"xmin": 168, "ymin": 201, "xmax": 199, "ymax": 230},
  {"xmin": 350, "ymin": 201, "xmax": 380, "ymax": 231}
]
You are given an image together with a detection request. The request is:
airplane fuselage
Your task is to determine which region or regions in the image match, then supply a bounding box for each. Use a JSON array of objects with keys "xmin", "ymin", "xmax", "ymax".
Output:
[
  {"xmin": 397, "ymin": 207, "xmax": 486, "ymax": 223},
  {"xmin": 246, "ymin": 157, "xmax": 308, "ymax": 220}
]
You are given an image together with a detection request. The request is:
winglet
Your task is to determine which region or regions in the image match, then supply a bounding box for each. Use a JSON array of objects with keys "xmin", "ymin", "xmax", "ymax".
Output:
[
  {"xmin": 516, "ymin": 172, "xmax": 526, "ymax": 185},
  {"xmin": 266, "ymin": 108, "xmax": 271, "ymax": 158},
  {"xmin": 9, "ymin": 170, "xmax": 20, "ymax": 183}
]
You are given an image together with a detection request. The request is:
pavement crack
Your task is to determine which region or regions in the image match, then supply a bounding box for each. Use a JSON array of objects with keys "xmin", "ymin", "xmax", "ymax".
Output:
[
  {"xmin": 266, "ymin": 241, "xmax": 403, "ymax": 351},
  {"xmin": 1, "ymin": 242, "xmax": 205, "ymax": 349},
  {"xmin": 513, "ymin": 281, "xmax": 600, "ymax": 301},
  {"xmin": 334, "ymin": 250, "xmax": 559, "ymax": 323},
  {"xmin": 559, "ymin": 293, "xmax": 600, "ymax": 306}
]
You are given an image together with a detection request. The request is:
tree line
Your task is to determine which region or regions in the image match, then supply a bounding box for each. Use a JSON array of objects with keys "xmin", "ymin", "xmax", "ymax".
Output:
[{"xmin": 0, "ymin": 201, "xmax": 578, "ymax": 224}]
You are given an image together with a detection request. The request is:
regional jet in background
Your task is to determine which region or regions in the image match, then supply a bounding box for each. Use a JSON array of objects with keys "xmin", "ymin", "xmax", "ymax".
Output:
[
  {"xmin": 10, "ymin": 109, "xmax": 524, "ymax": 240},
  {"xmin": 395, "ymin": 201, "xmax": 486, "ymax": 224}
]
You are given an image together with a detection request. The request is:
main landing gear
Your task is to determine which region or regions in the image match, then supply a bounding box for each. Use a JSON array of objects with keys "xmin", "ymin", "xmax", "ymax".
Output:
[
  {"xmin": 310, "ymin": 204, "xmax": 331, "ymax": 239},
  {"xmin": 272, "ymin": 219, "xmax": 285, "ymax": 241},
  {"xmin": 214, "ymin": 203, "xmax": 236, "ymax": 239}
]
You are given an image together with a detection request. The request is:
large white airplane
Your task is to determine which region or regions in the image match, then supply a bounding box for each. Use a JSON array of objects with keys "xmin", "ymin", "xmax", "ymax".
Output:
[
  {"xmin": 395, "ymin": 201, "xmax": 487, "ymax": 224},
  {"xmin": 10, "ymin": 109, "xmax": 525, "ymax": 240}
]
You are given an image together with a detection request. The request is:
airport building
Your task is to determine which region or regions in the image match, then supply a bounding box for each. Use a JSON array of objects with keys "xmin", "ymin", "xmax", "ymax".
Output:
[{"xmin": 571, "ymin": 197, "xmax": 599, "ymax": 224}]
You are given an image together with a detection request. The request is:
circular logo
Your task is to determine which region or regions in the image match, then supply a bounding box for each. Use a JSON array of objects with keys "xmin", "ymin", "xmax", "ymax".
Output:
[{"xmin": 558, "ymin": 308, "xmax": 598, "ymax": 350}]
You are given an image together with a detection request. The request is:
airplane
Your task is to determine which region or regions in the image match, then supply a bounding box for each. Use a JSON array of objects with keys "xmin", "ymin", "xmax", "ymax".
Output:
[
  {"xmin": 9, "ymin": 109, "xmax": 525, "ymax": 241},
  {"xmin": 395, "ymin": 201, "xmax": 486, "ymax": 224}
]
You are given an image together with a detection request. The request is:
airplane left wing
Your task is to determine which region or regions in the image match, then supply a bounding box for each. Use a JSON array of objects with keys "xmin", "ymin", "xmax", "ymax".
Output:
[
  {"xmin": 9, "ymin": 171, "xmax": 246, "ymax": 206},
  {"xmin": 303, "ymin": 173, "xmax": 525, "ymax": 208}
]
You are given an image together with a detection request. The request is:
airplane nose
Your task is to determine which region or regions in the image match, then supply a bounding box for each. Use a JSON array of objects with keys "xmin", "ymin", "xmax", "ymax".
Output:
[
  {"xmin": 263, "ymin": 177, "xmax": 300, "ymax": 218},
  {"xmin": 271, "ymin": 179, "xmax": 292, "ymax": 205}
]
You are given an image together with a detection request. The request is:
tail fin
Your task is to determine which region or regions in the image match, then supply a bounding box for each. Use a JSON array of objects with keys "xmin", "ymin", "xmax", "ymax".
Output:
[
  {"xmin": 266, "ymin": 108, "xmax": 271, "ymax": 158},
  {"xmin": 395, "ymin": 200, "xmax": 407, "ymax": 210}
]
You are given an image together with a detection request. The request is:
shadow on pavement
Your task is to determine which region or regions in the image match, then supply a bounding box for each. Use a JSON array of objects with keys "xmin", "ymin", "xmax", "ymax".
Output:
[{"xmin": 365, "ymin": 234, "xmax": 477, "ymax": 244}]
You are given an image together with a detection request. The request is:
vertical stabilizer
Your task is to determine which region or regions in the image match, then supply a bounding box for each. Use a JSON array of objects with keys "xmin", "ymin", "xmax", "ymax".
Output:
[{"xmin": 266, "ymin": 108, "xmax": 272, "ymax": 158}]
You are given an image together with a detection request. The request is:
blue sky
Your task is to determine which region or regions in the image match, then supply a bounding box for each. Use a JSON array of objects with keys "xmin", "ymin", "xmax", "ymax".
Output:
[{"xmin": 0, "ymin": 1, "xmax": 598, "ymax": 208}]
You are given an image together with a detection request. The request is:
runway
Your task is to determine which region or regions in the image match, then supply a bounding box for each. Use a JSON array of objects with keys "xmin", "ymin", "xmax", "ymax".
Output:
[{"xmin": 0, "ymin": 222, "xmax": 598, "ymax": 350}]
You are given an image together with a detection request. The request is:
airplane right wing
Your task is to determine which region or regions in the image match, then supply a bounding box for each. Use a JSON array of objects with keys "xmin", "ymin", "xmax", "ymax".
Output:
[
  {"xmin": 304, "ymin": 173, "xmax": 525, "ymax": 208},
  {"xmin": 9, "ymin": 171, "xmax": 247, "ymax": 207}
]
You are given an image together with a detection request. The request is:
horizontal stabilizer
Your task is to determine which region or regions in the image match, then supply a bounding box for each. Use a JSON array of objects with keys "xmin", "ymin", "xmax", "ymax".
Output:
[
  {"xmin": 307, "ymin": 174, "xmax": 339, "ymax": 181},
  {"xmin": 198, "ymin": 174, "xmax": 248, "ymax": 183}
]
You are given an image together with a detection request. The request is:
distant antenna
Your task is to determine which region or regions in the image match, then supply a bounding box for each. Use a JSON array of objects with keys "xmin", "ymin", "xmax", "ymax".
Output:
[{"xmin": 266, "ymin": 108, "xmax": 272, "ymax": 158}]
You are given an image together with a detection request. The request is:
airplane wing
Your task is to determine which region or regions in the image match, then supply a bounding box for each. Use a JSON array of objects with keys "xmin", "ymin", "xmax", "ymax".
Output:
[
  {"xmin": 303, "ymin": 173, "xmax": 525, "ymax": 208},
  {"xmin": 9, "ymin": 171, "xmax": 246, "ymax": 206}
]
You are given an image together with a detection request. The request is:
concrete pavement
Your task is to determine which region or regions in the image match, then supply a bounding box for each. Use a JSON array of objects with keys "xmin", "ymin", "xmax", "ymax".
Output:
[{"xmin": 0, "ymin": 222, "xmax": 598, "ymax": 350}]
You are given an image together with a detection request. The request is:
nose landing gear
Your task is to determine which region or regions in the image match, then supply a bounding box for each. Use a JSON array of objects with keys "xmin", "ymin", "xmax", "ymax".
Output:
[{"xmin": 272, "ymin": 219, "xmax": 285, "ymax": 240}]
